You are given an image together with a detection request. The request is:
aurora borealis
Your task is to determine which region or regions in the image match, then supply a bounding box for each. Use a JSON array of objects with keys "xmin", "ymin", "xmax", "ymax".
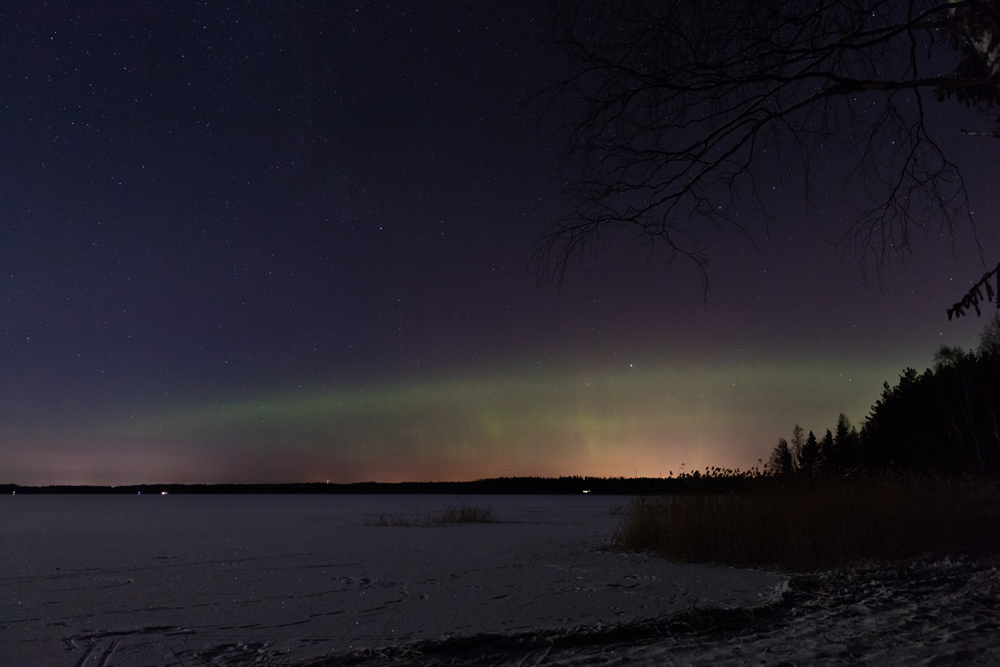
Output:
[
  {"xmin": 2, "ymin": 2, "xmax": 998, "ymax": 485},
  {"xmin": 0, "ymin": 347, "xmax": 977, "ymax": 484}
]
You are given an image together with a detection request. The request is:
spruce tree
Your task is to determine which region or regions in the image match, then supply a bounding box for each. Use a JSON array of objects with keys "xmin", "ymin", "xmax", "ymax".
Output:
[
  {"xmin": 798, "ymin": 430, "xmax": 820, "ymax": 474},
  {"xmin": 833, "ymin": 414, "xmax": 860, "ymax": 470},
  {"xmin": 819, "ymin": 429, "xmax": 835, "ymax": 473},
  {"xmin": 768, "ymin": 438, "xmax": 794, "ymax": 476}
]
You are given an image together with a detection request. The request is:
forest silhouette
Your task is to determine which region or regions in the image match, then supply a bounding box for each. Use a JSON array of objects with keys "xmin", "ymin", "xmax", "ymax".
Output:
[{"xmin": 770, "ymin": 315, "xmax": 1000, "ymax": 478}]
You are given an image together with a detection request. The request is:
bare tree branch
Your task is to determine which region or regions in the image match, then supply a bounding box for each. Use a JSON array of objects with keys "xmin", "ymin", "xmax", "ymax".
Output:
[
  {"xmin": 537, "ymin": 0, "xmax": 1000, "ymax": 289},
  {"xmin": 949, "ymin": 261, "xmax": 1000, "ymax": 318}
]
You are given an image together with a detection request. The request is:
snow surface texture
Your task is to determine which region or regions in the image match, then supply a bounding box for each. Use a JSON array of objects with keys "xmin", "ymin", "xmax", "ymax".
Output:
[
  {"xmin": 0, "ymin": 494, "xmax": 782, "ymax": 666},
  {"xmin": 309, "ymin": 552, "xmax": 1000, "ymax": 667}
]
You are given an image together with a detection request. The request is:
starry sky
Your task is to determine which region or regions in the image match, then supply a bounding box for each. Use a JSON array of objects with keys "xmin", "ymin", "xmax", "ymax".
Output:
[{"xmin": 2, "ymin": 1, "xmax": 999, "ymax": 485}]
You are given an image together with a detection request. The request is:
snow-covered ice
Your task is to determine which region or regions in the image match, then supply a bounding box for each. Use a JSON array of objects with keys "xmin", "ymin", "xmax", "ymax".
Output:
[{"xmin": 0, "ymin": 494, "xmax": 782, "ymax": 665}]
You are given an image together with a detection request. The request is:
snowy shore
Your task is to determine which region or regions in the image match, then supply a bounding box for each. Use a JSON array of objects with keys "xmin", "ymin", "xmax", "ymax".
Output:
[
  {"xmin": 308, "ymin": 553, "xmax": 999, "ymax": 667},
  {"xmin": 1, "ymin": 494, "xmax": 779, "ymax": 666},
  {"xmin": 3, "ymin": 494, "xmax": 994, "ymax": 666}
]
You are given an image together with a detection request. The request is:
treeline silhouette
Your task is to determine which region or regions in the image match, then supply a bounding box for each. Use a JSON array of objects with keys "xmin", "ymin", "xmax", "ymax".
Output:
[
  {"xmin": 1, "ymin": 470, "xmax": 786, "ymax": 496},
  {"xmin": 769, "ymin": 315, "xmax": 1000, "ymax": 477},
  {"xmin": 0, "ymin": 475, "xmax": 759, "ymax": 496}
]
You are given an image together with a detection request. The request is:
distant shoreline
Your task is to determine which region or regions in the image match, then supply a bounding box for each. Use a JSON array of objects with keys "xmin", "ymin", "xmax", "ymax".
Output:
[{"xmin": 0, "ymin": 477, "xmax": 675, "ymax": 495}]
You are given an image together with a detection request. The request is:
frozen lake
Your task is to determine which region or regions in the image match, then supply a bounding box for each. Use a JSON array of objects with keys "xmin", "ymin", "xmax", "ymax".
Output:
[{"xmin": 0, "ymin": 494, "xmax": 782, "ymax": 666}]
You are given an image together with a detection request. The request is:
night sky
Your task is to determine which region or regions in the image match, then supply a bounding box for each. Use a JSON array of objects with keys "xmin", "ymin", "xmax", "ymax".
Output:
[{"xmin": 3, "ymin": 1, "xmax": 998, "ymax": 485}]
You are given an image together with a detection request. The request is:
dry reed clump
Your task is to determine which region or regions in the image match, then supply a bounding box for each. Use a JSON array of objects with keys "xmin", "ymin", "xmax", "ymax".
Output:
[
  {"xmin": 613, "ymin": 475, "xmax": 1000, "ymax": 570},
  {"xmin": 365, "ymin": 503, "xmax": 496, "ymax": 527}
]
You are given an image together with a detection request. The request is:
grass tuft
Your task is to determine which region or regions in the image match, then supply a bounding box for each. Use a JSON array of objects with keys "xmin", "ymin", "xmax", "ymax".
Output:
[
  {"xmin": 613, "ymin": 474, "xmax": 1000, "ymax": 570},
  {"xmin": 429, "ymin": 503, "xmax": 496, "ymax": 524},
  {"xmin": 365, "ymin": 502, "xmax": 496, "ymax": 527}
]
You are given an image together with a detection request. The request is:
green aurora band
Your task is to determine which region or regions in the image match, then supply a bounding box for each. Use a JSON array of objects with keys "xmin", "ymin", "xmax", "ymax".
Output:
[{"xmin": 26, "ymin": 355, "xmax": 909, "ymax": 484}]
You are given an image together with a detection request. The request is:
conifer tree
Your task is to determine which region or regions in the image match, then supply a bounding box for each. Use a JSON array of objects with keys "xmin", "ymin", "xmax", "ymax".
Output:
[
  {"xmin": 798, "ymin": 430, "xmax": 820, "ymax": 474},
  {"xmin": 819, "ymin": 429, "xmax": 836, "ymax": 473},
  {"xmin": 977, "ymin": 314, "xmax": 1000, "ymax": 358},
  {"xmin": 833, "ymin": 414, "xmax": 861, "ymax": 470},
  {"xmin": 768, "ymin": 438, "xmax": 795, "ymax": 476}
]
